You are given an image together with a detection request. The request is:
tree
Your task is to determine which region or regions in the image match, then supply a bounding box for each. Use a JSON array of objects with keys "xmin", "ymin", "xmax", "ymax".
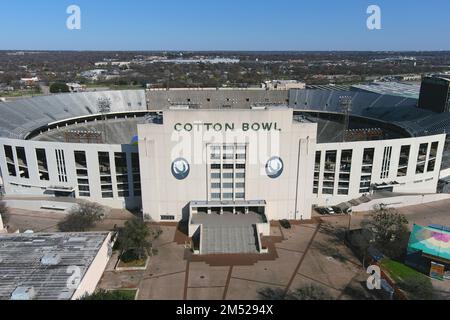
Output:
[
  {"xmin": 399, "ymin": 276, "xmax": 440, "ymax": 300},
  {"xmin": 258, "ymin": 288, "xmax": 286, "ymax": 300},
  {"xmin": 361, "ymin": 204, "xmax": 410, "ymax": 259},
  {"xmin": 80, "ymin": 289, "xmax": 135, "ymax": 300},
  {"xmin": 290, "ymin": 284, "xmax": 333, "ymax": 300},
  {"xmin": 0, "ymin": 196, "xmax": 9, "ymax": 225},
  {"xmin": 258, "ymin": 285, "xmax": 332, "ymax": 300},
  {"xmin": 116, "ymin": 217, "xmax": 160, "ymax": 261},
  {"xmin": 58, "ymin": 202, "xmax": 105, "ymax": 232},
  {"xmin": 49, "ymin": 82, "xmax": 70, "ymax": 93}
]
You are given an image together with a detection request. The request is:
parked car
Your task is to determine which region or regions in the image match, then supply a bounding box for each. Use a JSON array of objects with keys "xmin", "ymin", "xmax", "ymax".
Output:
[
  {"xmin": 325, "ymin": 207, "xmax": 335, "ymax": 215},
  {"xmin": 280, "ymin": 219, "xmax": 292, "ymax": 229},
  {"xmin": 314, "ymin": 207, "xmax": 325, "ymax": 215},
  {"xmin": 331, "ymin": 206, "xmax": 343, "ymax": 214}
]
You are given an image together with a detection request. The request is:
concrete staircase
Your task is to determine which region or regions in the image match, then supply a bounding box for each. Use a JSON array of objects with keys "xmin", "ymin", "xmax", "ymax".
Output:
[{"xmin": 201, "ymin": 225, "xmax": 259, "ymax": 255}]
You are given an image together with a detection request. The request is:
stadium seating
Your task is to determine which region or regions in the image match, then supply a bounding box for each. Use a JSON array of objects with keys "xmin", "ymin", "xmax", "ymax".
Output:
[{"xmin": 0, "ymin": 90, "xmax": 147, "ymax": 139}]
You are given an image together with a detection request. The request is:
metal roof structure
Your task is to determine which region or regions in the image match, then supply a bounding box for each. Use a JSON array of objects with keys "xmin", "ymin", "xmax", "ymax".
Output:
[
  {"xmin": 0, "ymin": 232, "xmax": 110, "ymax": 300},
  {"xmin": 351, "ymin": 82, "xmax": 421, "ymax": 99}
]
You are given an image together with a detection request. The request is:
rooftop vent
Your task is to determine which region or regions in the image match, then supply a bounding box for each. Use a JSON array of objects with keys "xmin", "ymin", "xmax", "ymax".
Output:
[
  {"xmin": 41, "ymin": 253, "xmax": 61, "ymax": 266},
  {"xmin": 11, "ymin": 286, "xmax": 36, "ymax": 300}
]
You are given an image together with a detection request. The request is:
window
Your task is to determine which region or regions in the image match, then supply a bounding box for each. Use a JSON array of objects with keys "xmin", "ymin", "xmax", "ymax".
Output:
[
  {"xmin": 115, "ymin": 153, "xmax": 129, "ymax": 198},
  {"xmin": 98, "ymin": 152, "xmax": 111, "ymax": 175},
  {"xmin": 55, "ymin": 149, "xmax": 67, "ymax": 182},
  {"xmin": 98, "ymin": 152, "xmax": 112, "ymax": 198},
  {"xmin": 4, "ymin": 145, "xmax": 16, "ymax": 177},
  {"xmin": 4, "ymin": 145, "xmax": 14, "ymax": 163},
  {"xmin": 235, "ymin": 193, "xmax": 245, "ymax": 199},
  {"xmin": 380, "ymin": 146, "xmax": 392, "ymax": 179},
  {"xmin": 360, "ymin": 148, "xmax": 374, "ymax": 193},
  {"xmin": 340, "ymin": 150, "xmax": 352, "ymax": 172},
  {"xmin": 427, "ymin": 142, "xmax": 439, "ymax": 172},
  {"xmin": 324, "ymin": 150, "xmax": 337, "ymax": 172},
  {"xmin": 114, "ymin": 152, "xmax": 128, "ymax": 175},
  {"xmin": 36, "ymin": 149, "xmax": 49, "ymax": 181},
  {"xmin": 211, "ymin": 173, "xmax": 220, "ymax": 179},
  {"xmin": 131, "ymin": 153, "xmax": 141, "ymax": 196},
  {"xmin": 322, "ymin": 151, "xmax": 336, "ymax": 194},
  {"xmin": 235, "ymin": 182, "xmax": 245, "ymax": 189},
  {"xmin": 74, "ymin": 151, "xmax": 90, "ymax": 197},
  {"xmin": 236, "ymin": 172, "xmax": 245, "ymax": 179},
  {"xmin": 416, "ymin": 143, "xmax": 428, "ymax": 174},
  {"xmin": 16, "ymin": 147, "xmax": 29, "ymax": 179},
  {"xmin": 397, "ymin": 145, "xmax": 410, "ymax": 177},
  {"xmin": 209, "ymin": 144, "xmax": 246, "ymax": 201},
  {"xmin": 314, "ymin": 151, "xmax": 321, "ymax": 171}
]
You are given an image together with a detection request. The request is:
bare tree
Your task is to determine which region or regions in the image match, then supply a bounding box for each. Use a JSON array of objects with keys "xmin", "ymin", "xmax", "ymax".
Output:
[{"xmin": 58, "ymin": 202, "xmax": 105, "ymax": 232}]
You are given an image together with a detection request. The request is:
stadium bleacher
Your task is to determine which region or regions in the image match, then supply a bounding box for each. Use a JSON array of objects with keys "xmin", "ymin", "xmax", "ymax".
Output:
[{"xmin": 0, "ymin": 90, "xmax": 147, "ymax": 139}]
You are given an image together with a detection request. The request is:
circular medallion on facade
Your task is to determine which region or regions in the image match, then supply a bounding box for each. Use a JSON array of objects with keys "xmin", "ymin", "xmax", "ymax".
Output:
[
  {"xmin": 265, "ymin": 156, "xmax": 284, "ymax": 178},
  {"xmin": 171, "ymin": 158, "xmax": 190, "ymax": 180}
]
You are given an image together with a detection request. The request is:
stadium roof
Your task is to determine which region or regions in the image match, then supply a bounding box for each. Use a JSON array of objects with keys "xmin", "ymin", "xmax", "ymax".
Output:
[
  {"xmin": 351, "ymin": 82, "xmax": 421, "ymax": 99},
  {"xmin": 0, "ymin": 232, "xmax": 110, "ymax": 300}
]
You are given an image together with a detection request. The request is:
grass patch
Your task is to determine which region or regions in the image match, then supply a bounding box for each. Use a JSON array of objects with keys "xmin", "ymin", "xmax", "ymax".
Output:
[
  {"xmin": 118, "ymin": 249, "xmax": 147, "ymax": 268},
  {"xmin": 380, "ymin": 258, "xmax": 427, "ymax": 283},
  {"xmin": 0, "ymin": 90, "xmax": 42, "ymax": 98},
  {"xmin": 81, "ymin": 289, "xmax": 136, "ymax": 300},
  {"xmin": 380, "ymin": 258, "xmax": 438, "ymax": 300},
  {"xmin": 118, "ymin": 258, "xmax": 147, "ymax": 268}
]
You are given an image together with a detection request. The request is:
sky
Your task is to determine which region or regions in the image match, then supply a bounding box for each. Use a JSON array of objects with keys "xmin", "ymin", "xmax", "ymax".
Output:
[{"xmin": 0, "ymin": 0, "xmax": 449, "ymax": 51}]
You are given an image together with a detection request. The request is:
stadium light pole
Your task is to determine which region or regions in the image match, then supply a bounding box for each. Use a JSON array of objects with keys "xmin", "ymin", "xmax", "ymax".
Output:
[
  {"xmin": 97, "ymin": 97, "xmax": 111, "ymax": 143},
  {"xmin": 339, "ymin": 96, "xmax": 352, "ymax": 142}
]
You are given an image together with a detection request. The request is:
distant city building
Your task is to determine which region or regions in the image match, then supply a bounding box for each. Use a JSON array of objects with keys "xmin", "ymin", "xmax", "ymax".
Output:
[
  {"xmin": 20, "ymin": 77, "xmax": 39, "ymax": 86},
  {"xmin": 80, "ymin": 69, "xmax": 108, "ymax": 81},
  {"xmin": 95, "ymin": 61, "xmax": 131, "ymax": 67},
  {"xmin": 0, "ymin": 232, "xmax": 113, "ymax": 300},
  {"xmin": 418, "ymin": 76, "xmax": 450, "ymax": 113},
  {"xmin": 0, "ymin": 84, "xmax": 14, "ymax": 92},
  {"xmin": 263, "ymin": 80, "xmax": 306, "ymax": 90},
  {"xmin": 66, "ymin": 83, "xmax": 86, "ymax": 93}
]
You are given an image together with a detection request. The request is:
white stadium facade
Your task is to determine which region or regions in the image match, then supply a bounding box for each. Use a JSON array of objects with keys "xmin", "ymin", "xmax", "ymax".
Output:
[{"xmin": 1, "ymin": 88, "xmax": 449, "ymax": 252}]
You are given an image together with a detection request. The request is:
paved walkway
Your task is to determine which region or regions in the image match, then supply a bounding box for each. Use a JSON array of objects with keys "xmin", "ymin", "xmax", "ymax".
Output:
[{"xmin": 97, "ymin": 221, "xmax": 372, "ymax": 300}]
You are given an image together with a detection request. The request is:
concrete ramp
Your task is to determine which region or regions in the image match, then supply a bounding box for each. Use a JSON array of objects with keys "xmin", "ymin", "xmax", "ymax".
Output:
[{"xmin": 201, "ymin": 225, "xmax": 259, "ymax": 254}]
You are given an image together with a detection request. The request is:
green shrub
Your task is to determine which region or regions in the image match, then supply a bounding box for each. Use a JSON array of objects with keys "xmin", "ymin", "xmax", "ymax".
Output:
[{"xmin": 81, "ymin": 289, "xmax": 136, "ymax": 300}]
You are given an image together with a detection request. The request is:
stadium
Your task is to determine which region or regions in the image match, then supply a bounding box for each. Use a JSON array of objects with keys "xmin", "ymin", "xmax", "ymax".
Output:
[{"xmin": 0, "ymin": 87, "xmax": 449, "ymax": 253}]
